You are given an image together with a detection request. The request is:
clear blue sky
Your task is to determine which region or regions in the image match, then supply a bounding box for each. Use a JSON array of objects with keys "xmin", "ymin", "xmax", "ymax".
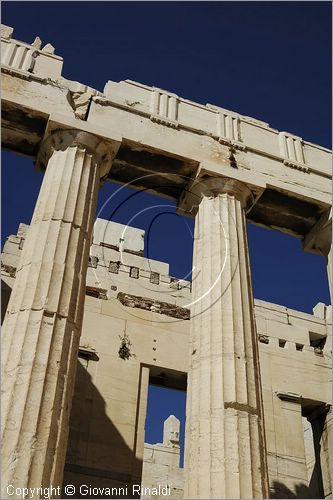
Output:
[{"xmin": 2, "ymin": 1, "xmax": 331, "ymax": 464}]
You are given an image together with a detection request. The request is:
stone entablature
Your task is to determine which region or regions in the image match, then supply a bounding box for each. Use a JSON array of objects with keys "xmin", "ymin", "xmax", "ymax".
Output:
[
  {"xmin": 1, "ymin": 24, "xmax": 63, "ymax": 79},
  {"xmin": 102, "ymin": 79, "xmax": 331, "ymax": 176},
  {"xmin": 2, "ymin": 25, "xmax": 330, "ymax": 177},
  {"xmin": 2, "ymin": 25, "xmax": 331, "ymax": 177},
  {"xmin": 1, "ymin": 24, "xmax": 332, "ymax": 242}
]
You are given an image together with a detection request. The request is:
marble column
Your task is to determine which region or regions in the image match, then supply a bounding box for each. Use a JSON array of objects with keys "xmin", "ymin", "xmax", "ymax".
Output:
[
  {"xmin": 184, "ymin": 178, "xmax": 269, "ymax": 499},
  {"xmin": 1, "ymin": 130, "xmax": 118, "ymax": 497}
]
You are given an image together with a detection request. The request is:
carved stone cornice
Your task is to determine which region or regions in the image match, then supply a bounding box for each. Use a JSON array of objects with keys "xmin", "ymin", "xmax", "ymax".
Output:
[
  {"xmin": 36, "ymin": 129, "xmax": 120, "ymax": 178},
  {"xmin": 177, "ymin": 173, "xmax": 257, "ymax": 216}
]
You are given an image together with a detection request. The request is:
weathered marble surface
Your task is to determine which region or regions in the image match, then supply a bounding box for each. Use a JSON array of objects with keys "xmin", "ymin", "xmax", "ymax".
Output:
[{"xmin": 1, "ymin": 23, "xmax": 331, "ymax": 500}]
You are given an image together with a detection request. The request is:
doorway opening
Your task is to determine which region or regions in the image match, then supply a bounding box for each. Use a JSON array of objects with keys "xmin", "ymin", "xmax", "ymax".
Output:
[{"xmin": 143, "ymin": 367, "xmax": 187, "ymax": 468}]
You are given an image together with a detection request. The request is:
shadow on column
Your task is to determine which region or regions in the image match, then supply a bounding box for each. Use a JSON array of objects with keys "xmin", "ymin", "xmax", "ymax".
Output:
[{"xmin": 63, "ymin": 361, "xmax": 142, "ymax": 499}]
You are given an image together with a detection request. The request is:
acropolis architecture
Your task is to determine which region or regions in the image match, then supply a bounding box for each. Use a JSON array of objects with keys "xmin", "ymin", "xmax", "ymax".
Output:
[{"xmin": 1, "ymin": 25, "xmax": 332, "ymax": 499}]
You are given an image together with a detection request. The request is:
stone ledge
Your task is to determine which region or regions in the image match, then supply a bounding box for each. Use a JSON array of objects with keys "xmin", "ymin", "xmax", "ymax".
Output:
[{"xmin": 117, "ymin": 292, "xmax": 190, "ymax": 320}]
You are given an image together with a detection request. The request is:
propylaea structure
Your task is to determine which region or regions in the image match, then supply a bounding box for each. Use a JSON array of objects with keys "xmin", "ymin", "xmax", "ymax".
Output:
[{"xmin": 1, "ymin": 25, "xmax": 332, "ymax": 499}]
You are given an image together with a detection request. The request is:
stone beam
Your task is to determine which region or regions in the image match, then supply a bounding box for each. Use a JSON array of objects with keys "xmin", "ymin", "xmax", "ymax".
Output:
[{"xmin": 2, "ymin": 74, "xmax": 330, "ymax": 238}]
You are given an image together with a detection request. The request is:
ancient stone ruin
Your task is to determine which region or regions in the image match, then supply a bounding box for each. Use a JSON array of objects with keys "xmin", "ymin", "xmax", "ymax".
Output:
[{"xmin": 1, "ymin": 25, "xmax": 332, "ymax": 499}]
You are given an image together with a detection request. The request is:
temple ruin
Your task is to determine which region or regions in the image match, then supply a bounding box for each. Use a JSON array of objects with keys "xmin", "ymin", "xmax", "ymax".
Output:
[{"xmin": 1, "ymin": 25, "xmax": 332, "ymax": 499}]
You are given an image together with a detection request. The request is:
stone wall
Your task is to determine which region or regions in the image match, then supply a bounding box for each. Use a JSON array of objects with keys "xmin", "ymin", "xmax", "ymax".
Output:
[{"xmin": 141, "ymin": 416, "xmax": 184, "ymax": 499}]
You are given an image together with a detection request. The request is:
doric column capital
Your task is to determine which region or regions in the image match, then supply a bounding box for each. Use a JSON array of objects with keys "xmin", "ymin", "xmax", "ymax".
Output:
[
  {"xmin": 177, "ymin": 174, "xmax": 255, "ymax": 216},
  {"xmin": 199, "ymin": 176, "xmax": 254, "ymax": 206},
  {"xmin": 36, "ymin": 129, "xmax": 120, "ymax": 178}
]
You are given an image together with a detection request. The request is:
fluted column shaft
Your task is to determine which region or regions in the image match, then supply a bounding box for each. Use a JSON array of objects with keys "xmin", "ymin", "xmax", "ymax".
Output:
[
  {"xmin": 184, "ymin": 182, "xmax": 269, "ymax": 499},
  {"xmin": 1, "ymin": 130, "xmax": 117, "ymax": 497}
]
